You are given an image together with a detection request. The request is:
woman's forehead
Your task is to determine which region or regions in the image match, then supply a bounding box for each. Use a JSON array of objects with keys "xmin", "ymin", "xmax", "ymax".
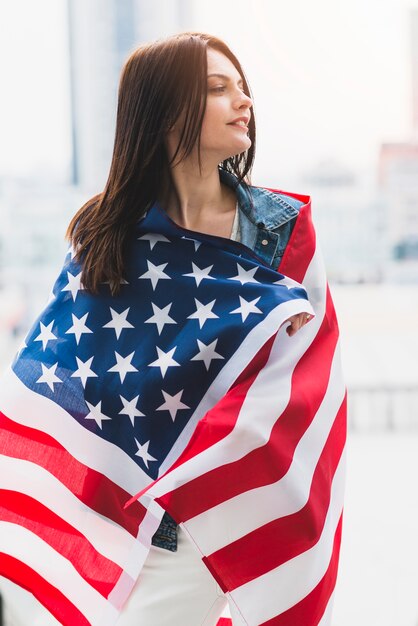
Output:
[{"xmin": 206, "ymin": 49, "xmax": 242, "ymax": 83}]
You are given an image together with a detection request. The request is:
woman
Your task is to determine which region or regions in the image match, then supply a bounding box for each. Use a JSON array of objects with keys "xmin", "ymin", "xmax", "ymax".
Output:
[
  {"xmin": 0, "ymin": 31, "xmax": 346, "ymax": 626},
  {"xmin": 66, "ymin": 32, "xmax": 310, "ymax": 623},
  {"xmin": 68, "ymin": 32, "xmax": 312, "ymax": 626}
]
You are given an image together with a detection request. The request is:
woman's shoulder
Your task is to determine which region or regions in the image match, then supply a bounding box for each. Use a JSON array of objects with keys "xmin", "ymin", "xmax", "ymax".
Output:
[
  {"xmin": 245, "ymin": 184, "xmax": 306, "ymax": 231},
  {"xmin": 219, "ymin": 168, "xmax": 309, "ymax": 231}
]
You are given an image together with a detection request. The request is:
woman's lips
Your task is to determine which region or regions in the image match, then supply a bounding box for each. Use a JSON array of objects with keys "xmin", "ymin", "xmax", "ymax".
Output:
[{"xmin": 228, "ymin": 123, "xmax": 248, "ymax": 131}]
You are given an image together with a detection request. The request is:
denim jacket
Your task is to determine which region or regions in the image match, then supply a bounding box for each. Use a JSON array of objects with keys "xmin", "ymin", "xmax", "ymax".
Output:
[{"xmin": 151, "ymin": 167, "xmax": 304, "ymax": 551}]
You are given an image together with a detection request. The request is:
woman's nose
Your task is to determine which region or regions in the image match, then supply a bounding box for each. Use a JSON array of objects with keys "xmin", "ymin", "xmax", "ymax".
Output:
[{"xmin": 242, "ymin": 93, "xmax": 253, "ymax": 109}]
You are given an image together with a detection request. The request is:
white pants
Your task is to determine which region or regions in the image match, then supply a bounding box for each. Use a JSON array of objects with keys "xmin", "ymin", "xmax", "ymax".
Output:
[{"xmin": 116, "ymin": 525, "xmax": 230, "ymax": 626}]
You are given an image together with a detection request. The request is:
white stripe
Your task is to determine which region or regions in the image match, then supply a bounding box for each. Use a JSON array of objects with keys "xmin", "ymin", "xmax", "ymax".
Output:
[
  {"xmin": 229, "ymin": 449, "xmax": 346, "ymax": 625},
  {"xmin": 143, "ymin": 244, "xmax": 327, "ymax": 499},
  {"xmin": 226, "ymin": 597, "xmax": 248, "ymax": 626},
  {"xmin": 108, "ymin": 500, "xmax": 167, "ymax": 610},
  {"xmin": 227, "ymin": 580, "xmax": 337, "ymax": 626},
  {"xmin": 108, "ymin": 500, "xmax": 166, "ymax": 610},
  {"xmin": 0, "ymin": 522, "xmax": 119, "ymax": 626},
  {"xmin": 0, "ymin": 455, "xmax": 145, "ymax": 579},
  {"xmin": 185, "ymin": 342, "xmax": 345, "ymax": 554},
  {"xmin": 158, "ymin": 295, "xmax": 314, "ymax": 475},
  {"xmin": 135, "ymin": 497, "xmax": 167, "ymax": 544},
  {"xmin": 0, "ymin": 368, "xmax": 151, "ymax": 494}
]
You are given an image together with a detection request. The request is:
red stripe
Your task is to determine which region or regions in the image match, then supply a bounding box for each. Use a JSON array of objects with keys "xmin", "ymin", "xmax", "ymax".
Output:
[
  {"xmin": 0, "ymin": 489, "xmax": 122, "ymax": 596},
  {"xmin": 0, "ymin": 410, "xmax": 146, "ymax": 535},
  {"xmin": 277, "ymin": 198, "xmax": 316, "ymax": 283},
  {"xmin": 156, "ymin": 287, "xmax": 339, "ymax": 522},
  {"xmin": 0, "ymin": 553, "xmax": 91, "ymax": 626},
  {"xmin": 204, "ymin": 394, "xmax": 347, "ymax": 590},
  {"xmin": 216, "ymin": 619, "xmax": 232, "ymax": 626},
  {"xmin": 259, "ymin": 514, "xmax": 343, "ymax": 626}
]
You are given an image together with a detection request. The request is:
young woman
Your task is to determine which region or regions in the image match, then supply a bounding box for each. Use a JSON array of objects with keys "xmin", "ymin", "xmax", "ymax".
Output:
[
  {"xmin": 66, "ymin": 32, "xmax": 311, "ymax": 625},
  {"xmin": 0, "ymin": 30, "xmax": 346, "ymax": 626}
]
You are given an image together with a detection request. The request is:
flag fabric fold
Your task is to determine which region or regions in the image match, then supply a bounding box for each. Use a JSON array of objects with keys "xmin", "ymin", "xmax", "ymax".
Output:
[{"xmin": 0, "ymin": 189, "xmax": 346, "ymax": 626}]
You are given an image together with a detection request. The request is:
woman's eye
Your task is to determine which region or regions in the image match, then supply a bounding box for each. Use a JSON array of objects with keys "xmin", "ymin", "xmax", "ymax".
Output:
[{"xmin": 210, "ymin": 86, "xmax": 225, "ymax": 93}]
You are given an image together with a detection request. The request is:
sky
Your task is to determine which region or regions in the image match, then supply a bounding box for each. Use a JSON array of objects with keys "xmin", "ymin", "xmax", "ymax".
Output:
[{"xmin": 0, "ymin": 0, "xmax": 417, "ymax": 185}]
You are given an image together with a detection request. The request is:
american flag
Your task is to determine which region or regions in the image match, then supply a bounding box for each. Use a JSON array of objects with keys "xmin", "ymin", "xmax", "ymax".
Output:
[{"xmin": 0, "ymin": 190, "xmax": 345, "ymax": 626}]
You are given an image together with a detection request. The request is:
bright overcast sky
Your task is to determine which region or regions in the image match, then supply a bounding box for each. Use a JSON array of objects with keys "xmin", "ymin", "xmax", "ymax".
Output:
[{"xmin": 0, "ymin": 0, "xmax": 417, "ymax": 185}]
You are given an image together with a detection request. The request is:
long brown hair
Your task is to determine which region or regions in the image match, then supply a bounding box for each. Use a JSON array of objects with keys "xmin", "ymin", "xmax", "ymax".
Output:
[{"xmin": 66, "ymin": 31, "xmax": 257, "ymax": 295}]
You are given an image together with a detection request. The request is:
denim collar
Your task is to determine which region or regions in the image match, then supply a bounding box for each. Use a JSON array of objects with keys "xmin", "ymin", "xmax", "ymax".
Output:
[{"xmin": 219, "ymin": 167, "xmax": 299, "ymax": 230}]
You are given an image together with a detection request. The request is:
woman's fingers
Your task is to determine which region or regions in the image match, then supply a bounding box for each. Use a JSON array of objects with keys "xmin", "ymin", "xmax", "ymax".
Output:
[
  {"xmin": 286, "ymin": 315, "xmax": 301, "ymax": 336},
  {"xmin": 285, "ymin": 312, "xmax": 312, "ymax": 336}
]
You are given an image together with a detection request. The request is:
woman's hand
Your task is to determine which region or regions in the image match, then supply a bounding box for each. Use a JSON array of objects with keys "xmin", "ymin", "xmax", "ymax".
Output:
[{"xmin": 284, "ymin": 312, "xmax": 313, "ymax": 336}]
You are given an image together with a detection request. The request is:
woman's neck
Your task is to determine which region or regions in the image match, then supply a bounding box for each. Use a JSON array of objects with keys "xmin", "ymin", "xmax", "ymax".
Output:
[{"xmin": 158, "ymin": 168, "xmax": 237, "ymax": 232}]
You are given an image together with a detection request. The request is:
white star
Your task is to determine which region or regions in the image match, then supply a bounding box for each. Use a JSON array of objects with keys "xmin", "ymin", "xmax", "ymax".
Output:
[
  {"xmin": 134, "ymin": 438, "xmax": 157, "ymax": 468},
  {"xmin": 61, "ymin": 271, "xmax": 85, "ymax": 301},
  {"xmin": 71, "ymin": 356, "xmax": 98, "ymax": 388},
  {"xmin": 182, "ymin": 236, "xmax": 202, "ymax": 251},
  {"xmin": 66, "ymin": 313, "xmax": 93, "ymax": 344},
  {"xmin": 274, "ymin": 276, "xmax": 303, "ymax": 290},
  {"xmin": 144, "ymin": 302, "xmax": 177, "ymax": 335},
  {"xmin": 230, "ymin": 296, "xmax": 263, "ymax": 322},
  {"xmin": 148, "ymin": 346, "xmax": 180, "ymax": 378},
  {"xmin": 85, "ymin": 400, "xmax": 112, "ymax": 429},
  {"xmin": 183, "ymin": 262, "xmax": 216, "ymax": 287},
  {"xmin": 187, "ymin": 298, "xmax": 219, "ymax": 329},
  {"xmin": 119, "ymin": 395, "xmax": 145, "ymax": 426},
  {"xmin": 34, "ymin": 321, "xmax": 57, "ymax": 351},
  {"xmin": 103, "ymin": 307, "xmax": 134, "ymax": 339},
  {"xmin": 228, "ymin": 263, "xmax": 260, "ymax": 285},
  {"xmin": 190, "ymin": 338, "xmax": 224, "ymax": 370},
  {"xmin": 156, "ymin": 389, "xmax": 190, "ymax": 421},
  {"xmin": 36, "ymin": 362, "xmax": 62, "ymax": 392},
  {"xmin": 138, "ymin": 233, "xmax": 170, "ymax": 249},
  {"xmin": 138, "ymin": 261, "xmax": 171, "ymax": 290},
  {"xmin": 108, "ymin": 351, "xmax": 138, "ymax": 383}
]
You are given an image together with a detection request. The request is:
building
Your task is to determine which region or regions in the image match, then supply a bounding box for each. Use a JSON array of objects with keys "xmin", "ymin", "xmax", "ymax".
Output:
[
  {"xmin": 67, "ymin": 0, "xmax": 195, "ymax": 192},
  {"xmin": 379, "ymin": 142, "xmax": 418, "ymax": 268},
  {"xmin": 376, "ymin": 8, "xmax": 418, "ymax": 281},
  {"xmin": 299, "ymin": 159, "xmax": 386, "ymax": 284},
  {"xmin": 0, "ymin": 176, "xmax": 87, "ymax": 368}
]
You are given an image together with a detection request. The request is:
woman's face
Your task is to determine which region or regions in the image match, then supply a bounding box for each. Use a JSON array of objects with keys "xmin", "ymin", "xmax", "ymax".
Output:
[{"xmin": 200, "ymin": 47, "xmax": 253, "ymax": 162}]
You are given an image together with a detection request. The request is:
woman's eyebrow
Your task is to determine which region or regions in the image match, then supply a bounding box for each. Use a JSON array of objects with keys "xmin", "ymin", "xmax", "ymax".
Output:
[{"xmin": 207, "ymin": 73, "xmax": 244, "ymax": 86}]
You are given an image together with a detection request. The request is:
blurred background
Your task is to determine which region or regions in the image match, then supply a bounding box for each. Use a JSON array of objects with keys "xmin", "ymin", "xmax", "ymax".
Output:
[{"xmin": 0, "ymin": 0, "xmax": 418, "ymax": 624}]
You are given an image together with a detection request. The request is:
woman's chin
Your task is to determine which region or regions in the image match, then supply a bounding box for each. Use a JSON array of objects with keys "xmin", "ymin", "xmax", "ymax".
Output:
[{"xmin": 223, "ymin": 139, "xmax": 252, "ymax": 159}]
